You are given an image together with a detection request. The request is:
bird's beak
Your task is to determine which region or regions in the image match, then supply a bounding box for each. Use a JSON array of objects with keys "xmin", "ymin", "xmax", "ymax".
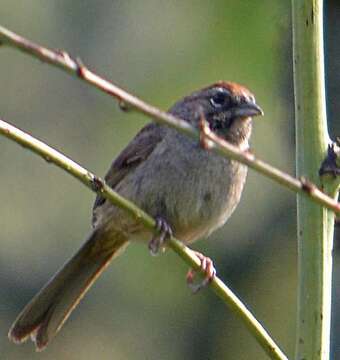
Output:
[{"xmin": 232, "ymin": 102, "xmax": 264, "ymax": 118}]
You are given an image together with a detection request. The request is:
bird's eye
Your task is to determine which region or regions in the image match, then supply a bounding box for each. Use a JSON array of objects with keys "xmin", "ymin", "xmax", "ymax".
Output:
[{"xmin": 210, "ymin": 91, "xmax": 228, "ymax": 108}]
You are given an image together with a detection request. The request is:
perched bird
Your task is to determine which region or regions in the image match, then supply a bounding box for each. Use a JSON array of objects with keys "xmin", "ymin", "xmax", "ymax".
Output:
[{"xmin": 8, "ymin": 81, "xmax": 263, "ymax": 350}]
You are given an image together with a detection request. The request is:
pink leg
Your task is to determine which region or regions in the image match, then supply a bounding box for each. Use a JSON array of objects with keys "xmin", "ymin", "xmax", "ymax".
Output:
[{"xmin": 186, "ymin": 250, "xmax": 216, "ymax": 293}]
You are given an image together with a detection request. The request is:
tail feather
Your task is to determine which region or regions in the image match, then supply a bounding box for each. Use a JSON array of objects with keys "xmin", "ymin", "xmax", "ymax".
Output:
[{"xmin": 8, "ymin": 228, "xmax": 129, "ymax": 351}]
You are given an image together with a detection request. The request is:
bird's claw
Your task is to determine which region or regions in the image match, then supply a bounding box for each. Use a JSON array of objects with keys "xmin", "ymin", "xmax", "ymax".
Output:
[
  {"xmin": 148, "ymin": 216, "xmax": 173, "ymax": 256},
  {"xmin": 186, "ymin": 251, "xmax": 216, "ymax": 293}
]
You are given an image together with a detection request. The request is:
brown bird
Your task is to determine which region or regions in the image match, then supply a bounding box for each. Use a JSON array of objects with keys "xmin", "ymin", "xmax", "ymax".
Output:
[{"xmin": 8, "ymin": 81, "xmax": 263, "ymax": 351}]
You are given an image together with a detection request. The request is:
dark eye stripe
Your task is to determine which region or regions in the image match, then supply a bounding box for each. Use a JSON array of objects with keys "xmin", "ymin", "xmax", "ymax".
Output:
[
  {"xmin": 210, "ymin": 93, "xmax": 225, "ymax": 107},
  {"xmin": 210, "ymin": 88, "xmax": 229, "ymax": 108}
]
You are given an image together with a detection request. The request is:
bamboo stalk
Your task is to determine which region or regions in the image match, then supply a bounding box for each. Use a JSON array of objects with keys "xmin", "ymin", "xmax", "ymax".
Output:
[{"xmin": 292, "ymin": 1, "xmax": 339, "ymax": 359}]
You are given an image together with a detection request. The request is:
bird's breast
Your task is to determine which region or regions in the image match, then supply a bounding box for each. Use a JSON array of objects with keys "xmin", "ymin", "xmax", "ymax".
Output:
[{"xmin": 128, "ymin": 134, "xmax": 248, "ymax": 243}]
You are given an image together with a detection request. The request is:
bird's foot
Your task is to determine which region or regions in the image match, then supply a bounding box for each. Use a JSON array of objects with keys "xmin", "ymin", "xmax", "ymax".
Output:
[
  {"xmin": 186, "ymin": 251, "xmax": 216, "ymax": 293},
  {"xmin": 148, "ymin": 216, "xmax": 173, "ymax": 256}
]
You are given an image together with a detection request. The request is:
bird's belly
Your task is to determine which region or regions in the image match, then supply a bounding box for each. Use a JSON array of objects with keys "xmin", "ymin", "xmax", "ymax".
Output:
[{"xmin": 175, "ymin": 166, "xmax": 247, "ymax": 243}]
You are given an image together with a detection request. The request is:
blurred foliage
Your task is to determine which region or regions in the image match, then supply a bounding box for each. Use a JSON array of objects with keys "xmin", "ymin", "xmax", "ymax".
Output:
[{"xmin": 0, "ymin": 1, "xmax": 339, "ymax": 359}]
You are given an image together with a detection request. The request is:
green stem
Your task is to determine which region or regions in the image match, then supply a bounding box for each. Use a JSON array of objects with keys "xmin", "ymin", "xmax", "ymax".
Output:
[
  {"xmin": 292, "ymin": 1, "xmax": 339, "ymax": 359},
  {"xmin": 0, "ymin": 118, "xmax": 289, "ymax": 360}
]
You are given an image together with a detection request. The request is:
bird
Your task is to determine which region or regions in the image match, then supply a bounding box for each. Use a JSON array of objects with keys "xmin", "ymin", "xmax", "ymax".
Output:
[{"xmin": 8, "ymin": 81, "xmax": 263, "ymax": 351}]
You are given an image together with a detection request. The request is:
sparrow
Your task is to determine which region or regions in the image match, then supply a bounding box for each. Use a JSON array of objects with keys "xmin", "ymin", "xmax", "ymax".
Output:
[{"xmin": 8, "ymin": 81, "xmax": 263, "ymax": 351}]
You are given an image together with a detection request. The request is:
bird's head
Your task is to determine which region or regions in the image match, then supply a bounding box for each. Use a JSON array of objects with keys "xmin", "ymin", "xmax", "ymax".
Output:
[{"xmin": 170, "ymin": 81, "xmax": 263, "ymax": 147}]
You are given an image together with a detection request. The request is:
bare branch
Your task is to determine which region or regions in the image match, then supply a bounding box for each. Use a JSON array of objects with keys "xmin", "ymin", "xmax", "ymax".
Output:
[{"xmin": 0, "ymin": 25, "xmax": 339, "ymax": 215}]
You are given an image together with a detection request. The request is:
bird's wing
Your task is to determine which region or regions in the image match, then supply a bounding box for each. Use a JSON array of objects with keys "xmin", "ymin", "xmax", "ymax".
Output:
[{"xmin": 92, "ymin": 122, "xmax": 165, "ymax": 225}]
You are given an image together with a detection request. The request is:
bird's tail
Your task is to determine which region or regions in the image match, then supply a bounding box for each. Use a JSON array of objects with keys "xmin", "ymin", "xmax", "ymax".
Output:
[{"xmin": 8, "ymin": 228, "xmax": 129, "ymax": 351}]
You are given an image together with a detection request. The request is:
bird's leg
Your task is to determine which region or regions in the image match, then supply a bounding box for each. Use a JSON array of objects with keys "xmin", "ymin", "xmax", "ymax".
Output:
[
  {"xmin": 186, "ymin": 250, "xmax": 216, "ymax": 293},
  {"xmin": 148, "ymin": 216, "xmax": 173, "ymax": 255}
]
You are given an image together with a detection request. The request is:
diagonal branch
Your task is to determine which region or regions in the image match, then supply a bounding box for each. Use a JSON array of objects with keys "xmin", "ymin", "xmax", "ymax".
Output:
[
  {"xmin": 0, "ymin": 118, "xmax": 289, "ymax": 360},
  {"xmin": 0, "ymin": 25, "xmax": 339, "ymax": 215}
]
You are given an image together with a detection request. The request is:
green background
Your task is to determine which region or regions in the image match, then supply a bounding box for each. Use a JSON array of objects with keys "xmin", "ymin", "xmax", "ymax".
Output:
[{"xmin": 0, "ymin": 1, "xmax": 339, "ymax": 359}]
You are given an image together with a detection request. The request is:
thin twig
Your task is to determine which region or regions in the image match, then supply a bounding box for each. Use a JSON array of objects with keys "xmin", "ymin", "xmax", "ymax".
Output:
[
  {"xmin": 0, "ymin": 25, "xmax": 339, "ymax": 215},
  {"xmin": 0, "ymin": 118, "xmax": 289, "ymax": 360}
]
